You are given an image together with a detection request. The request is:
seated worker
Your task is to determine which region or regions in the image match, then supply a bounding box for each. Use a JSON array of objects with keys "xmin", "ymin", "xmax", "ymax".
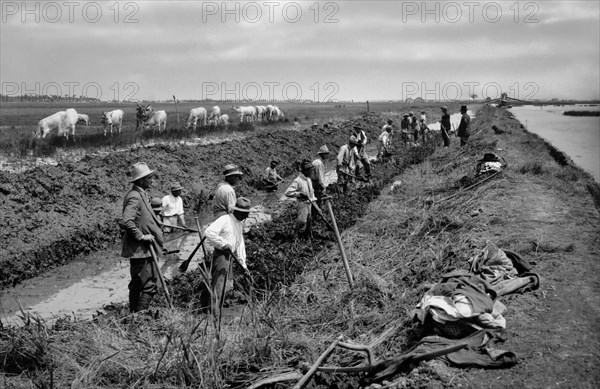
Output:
[{"xmin": 263, "ymin": 160, "xmax": 284, "ymax": 191}]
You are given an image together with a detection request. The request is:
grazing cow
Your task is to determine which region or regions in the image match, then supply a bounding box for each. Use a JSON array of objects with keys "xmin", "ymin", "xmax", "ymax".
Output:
[
  {"xmin": 255, "ymin": 106, "xmax": 267, "ymax": 121},
  {"xmin": 35, "ymin": 111, "xmax": 66, "ymax": 138},
  {"xmin": 186, "ymin": 107, "xmax": 208, "ymax": 131},
  {"xmin": 270, "ymin": 106, "xmax": 284, "ymax": 121},
  {"xmin": 232, "ymin": 106, "xmax": 256, "ymax": 122},
  {"xmin": 100, "ymin": 109, "xmax": 124, "ymax": 136},
  {"xmin": 265, "ymin": 104, "xmax": 275, "ymax": 120},
  {"xmin": 143, "ymin": 108, "xmax": 167, "ymax": 132},
  {"xmin": 57, "ymin": 108, "xmax": 78, "ymax": 140},
  {"xmin": 136, "ymin": 103, "xmax": 152, "ymax": 131},
  {"xmin": 218, "ymin": 114, "xmax": 229, "ymax": 126},
  {"xmin": 208, "ymin": 106, "xmax": 221, "ymax": 125},
  {"xmin": 76, "ymin": 114, "xmax": 90, "ymax": 126}
]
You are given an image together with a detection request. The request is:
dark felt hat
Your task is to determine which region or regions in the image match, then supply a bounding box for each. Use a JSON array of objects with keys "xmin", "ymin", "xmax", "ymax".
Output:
[{"xmin": 479, "ymin": 153, "xmax": 500, "ymax": 162}]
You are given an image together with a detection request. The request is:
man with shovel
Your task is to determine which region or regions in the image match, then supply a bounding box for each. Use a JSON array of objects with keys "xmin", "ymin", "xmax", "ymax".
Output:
[
  {"xmin": 336, "ymin": 135, "xmax": 359, "ymax": 194},
  {"xmin": 120, "ymin": 162, "xmax": 164, "ymax": 313},
  {"xmin": 285, "ymin": 160, "xmax": 317, "ymax": 240},
  {"xmin": 204, "ymin": 197, "xmax": 251, "ymax": 320}
]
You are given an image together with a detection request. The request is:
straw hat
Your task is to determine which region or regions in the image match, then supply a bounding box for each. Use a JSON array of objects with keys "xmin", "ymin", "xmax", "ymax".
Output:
[
  {"xmin": 223, "ymin": 164, "xmax": 243, "ymax": 177},
  {"xmin": 129, "ymin": 162, "xmax": 155, "ymax": 182},
  {"xmin": 349, "ymin": 135, "xmax": 358, "ymax": 144},
  {"xmin": 233, "ymin": 197, "xmax": 252, "ymax": 213},
  {"xmin": 318, "ymin": 145, "xmax": 330, "ymax": 154},
  {"xmin": 171, "ymin": 182, "xmax": 183, "ymax": 191},
  {"xmin": 440, "ymin": 106, "xmax": 448, "ymax": 111}
]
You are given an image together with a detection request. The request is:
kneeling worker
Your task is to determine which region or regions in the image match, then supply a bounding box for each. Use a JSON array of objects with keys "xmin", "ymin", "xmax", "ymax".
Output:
[{"xmin": 263, "ymin": 160, "xmax": 284, "ymax": 191}]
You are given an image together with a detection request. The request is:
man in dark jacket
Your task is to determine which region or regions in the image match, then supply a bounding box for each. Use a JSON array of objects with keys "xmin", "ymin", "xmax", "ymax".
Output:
[
  {"xmin": 121, "ymin": 162, "xmax": 164, "ymax": 312},
  {"xmin": 457, "ymin": 105, "xmax": 471, "ymax": 147},
  {"xmin": 440, "ymin": 106, "xmax": 451, "ymax": 147}
]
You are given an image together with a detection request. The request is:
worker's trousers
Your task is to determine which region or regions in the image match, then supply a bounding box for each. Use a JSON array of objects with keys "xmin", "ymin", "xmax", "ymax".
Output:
[
  {"xmin": 129, "ymin": 257, "xmax": 158, "ymax": 312},
  {"xmin": 295, "ymin": 201, "xmax": 313, "ymax": 239},
  {"xmin": 211, "ymin": 249, "xmax": 231, "ymax": 320}
]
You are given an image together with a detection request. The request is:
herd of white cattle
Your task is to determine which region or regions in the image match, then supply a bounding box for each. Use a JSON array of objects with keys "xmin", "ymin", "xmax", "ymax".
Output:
[{"xmin": 33, "ymin": 103, "xmax": 285, "ymax": 140}]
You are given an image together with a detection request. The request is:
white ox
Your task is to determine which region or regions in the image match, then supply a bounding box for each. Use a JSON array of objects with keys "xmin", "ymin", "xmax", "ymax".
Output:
[
  {"xmin": 100, "ymin": 109, "xmax": 124, "ymax": 136},
  {"xmin": 143, "ymin": 109, "xmax": 167, "ymax": 132},
  {"xmin": 61, "ymin": 108, "xmax": 79, "ymax": 139},
  {"xmin": 36, "ymin": 109, "xmax": 78, "ymax": 140},
  {"xmin": 255, "ymin": 106, "xmax": 267, "ymax": 121},
  {"xmin": 35, "ymin": 111, "xmax": 65, "ymax": 138},
  {"xmin": 218, "ymin": 114, "xmax": 229, "ymax": 126},
  {"xmin": 232, "ymin": 106, "xmax": 256, "ymax": 122},
  {"xmin": 265, "ymin": 104, "xmax": 275, "ymax": 120},
  {"xmin": 76, "ymin": 114, "xmax": 90, "ymax": 126},
  {"xmin": 208, "ymin": 106, "xmax": 221, "ymax": 125},
  {"xmin": 270, "ymin": 106, "xmax": 284, "ymax": 121},
  {"xmin": 186, "ymin": 107, "xmax": 207, "ymax": 131}
]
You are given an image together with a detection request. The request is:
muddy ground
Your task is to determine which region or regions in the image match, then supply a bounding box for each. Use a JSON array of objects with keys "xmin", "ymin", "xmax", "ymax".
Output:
[{"xmin": 0, "ymin": 116, "xmax": 391, "ymax": 290}]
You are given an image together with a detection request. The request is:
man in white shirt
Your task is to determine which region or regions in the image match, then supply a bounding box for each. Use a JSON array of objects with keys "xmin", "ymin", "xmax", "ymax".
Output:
[
  {"xmin": 213, "ymin": 164, "xmax": 243, "ymax": 218},
  {"xmin": 377, "ymin": 120, "xmax": 394, "ymax": 161},
  {"xmin": 336, "ymin": 135, "xmax": 359, "ymax": 194},
  {"xmin": 312, "ymin": 145, "xmax": 329, "ymax": 205},
  {"xmin": 285, "ymin": 160, "xmax": 317, "ymax": 240},
  {"xmin": 263, "ymin": 160, "xmax": 284, "ymax": 191},
  {"xmin": 161, "ymin": 182, "xmax": 186, "ymax": 232},
  {"xmin": 204, "ymin": 197, "xmax": 251, "ymax": 320}
]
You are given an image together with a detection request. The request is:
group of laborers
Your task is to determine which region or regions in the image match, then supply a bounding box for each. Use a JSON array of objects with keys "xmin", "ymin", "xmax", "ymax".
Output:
[
  {"xmin": 400, "ymin": 111, "xmax": 430, "ymax": 143},
  {"xmin": 120, "ymin": 162, "xmax": 251, "ymax": 318},
  {"xmin": 119, "ymin": 106, "xmax": 472, "ymax": 315}
]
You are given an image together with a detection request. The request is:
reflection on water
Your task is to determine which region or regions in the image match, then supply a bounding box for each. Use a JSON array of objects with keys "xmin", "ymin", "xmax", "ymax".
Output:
[{"xmin": 510, "ymin": 105, "xmax": 600, "ymax": 182}]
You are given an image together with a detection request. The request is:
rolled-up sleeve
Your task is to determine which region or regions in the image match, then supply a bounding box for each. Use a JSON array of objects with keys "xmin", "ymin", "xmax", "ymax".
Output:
[{"xmin": 204, "ymin": 217, "xmax": 228, "ymax": 250}]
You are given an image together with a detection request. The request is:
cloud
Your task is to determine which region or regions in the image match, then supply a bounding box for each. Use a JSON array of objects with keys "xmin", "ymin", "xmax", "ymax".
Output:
[{"xmin": 1, "ymin": 1, "xmax": 598, "ymax": 101}]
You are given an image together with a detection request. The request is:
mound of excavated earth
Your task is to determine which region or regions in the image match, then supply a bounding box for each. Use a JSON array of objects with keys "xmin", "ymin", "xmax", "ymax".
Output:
[{"xmin": 0, "ymin": 116, "xmax": 389, "ymax": 289}]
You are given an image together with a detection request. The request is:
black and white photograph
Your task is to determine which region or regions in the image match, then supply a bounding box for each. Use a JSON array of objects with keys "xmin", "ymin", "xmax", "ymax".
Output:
[{"xmin": 1, "ymin": 1, "xmax": 599, "ymax": 387}]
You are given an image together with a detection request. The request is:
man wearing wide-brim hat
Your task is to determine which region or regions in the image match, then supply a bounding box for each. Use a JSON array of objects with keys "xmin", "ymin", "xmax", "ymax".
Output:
[
  {"xmin": 312, "ymin": 145, "xmax": 330, "ymax": 205},
  {"xmin": 336, "ymin": 135, "xmax": 359, "ymax": 194},
  {"xmin": 161, "ymin": 181, "xmax": 187, "ymax": 233},
  {"xmin": 120, "ymin": 162, "xmax": 164, "ymax": 313},
  {"xmin": 204, "ymin": 197, "xmax": 252, "ymax": 319},
  {"xmin": 213, "ymin": 164, "xmax": 243, "ymax": 218},
  {"xmin": 285, "ymin": 160, "xmax": 318, "ymax": 239},
  {"xmin": 400, "ymin": 114, "xmax": 411, "ymax": 143},
  {"xmin": 456, "ymin": 105, "xmax": 471, "ymax": 147}
]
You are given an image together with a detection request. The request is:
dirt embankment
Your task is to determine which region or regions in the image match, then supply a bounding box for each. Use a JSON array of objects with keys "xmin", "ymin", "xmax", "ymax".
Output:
[{"xmin": 0, "ymin": 115, "xmax": 393, "ymax": 290}]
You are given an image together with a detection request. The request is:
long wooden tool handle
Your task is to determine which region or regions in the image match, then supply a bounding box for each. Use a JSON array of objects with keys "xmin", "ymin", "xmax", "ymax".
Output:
[
  {"xmin": 323, "ymin": 197, "xmax": 354, "ymax": 288},
  {"xmin": 195, "ymin": 217, "xmax": 209, "ymax": 259},
  {"xmin": 149, "ymin": 244, "xmax": 173, "ymax": 308}
]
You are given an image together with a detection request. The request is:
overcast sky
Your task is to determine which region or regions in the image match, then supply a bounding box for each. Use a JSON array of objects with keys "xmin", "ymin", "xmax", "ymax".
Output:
[{"xmin": 1, "ymin": 0, "xmax": 598, "ymax": 102}]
